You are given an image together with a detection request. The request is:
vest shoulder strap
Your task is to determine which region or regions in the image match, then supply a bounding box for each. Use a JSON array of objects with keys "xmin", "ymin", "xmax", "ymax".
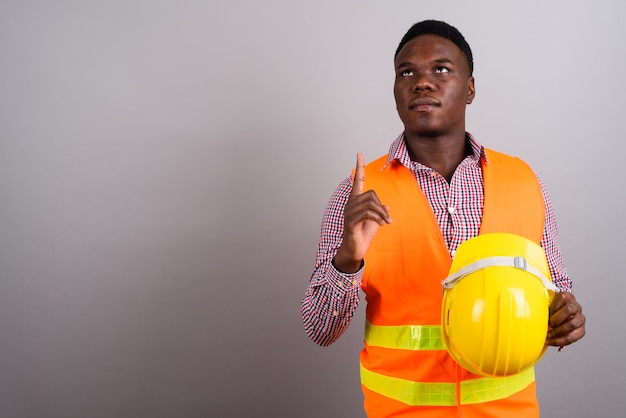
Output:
[{"xmin": 481, "ymin": 149, "xmax": 545, "ymax": 243}]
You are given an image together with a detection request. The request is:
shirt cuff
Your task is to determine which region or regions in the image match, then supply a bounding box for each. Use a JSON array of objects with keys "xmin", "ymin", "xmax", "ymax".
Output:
[{"xmin": 327, "ymin": 259, "xmax": 364, "ymax": 292}]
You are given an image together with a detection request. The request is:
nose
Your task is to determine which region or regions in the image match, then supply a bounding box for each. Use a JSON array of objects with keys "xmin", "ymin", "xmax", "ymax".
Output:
[{"xmin": 413, "ymin": 72, "xmax": 435, "ymax": 92}]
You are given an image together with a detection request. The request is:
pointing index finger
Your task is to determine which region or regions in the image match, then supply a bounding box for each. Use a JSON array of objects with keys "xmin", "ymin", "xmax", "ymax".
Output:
[{"xmin": 351, "ymin": 153, "xmax": 365, "ymax": 197}]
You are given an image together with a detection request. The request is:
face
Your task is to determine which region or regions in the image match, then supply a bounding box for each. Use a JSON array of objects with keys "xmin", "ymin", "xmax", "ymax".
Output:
[{"xmin": 393, "ymin": 34, "xmax": 475, "ymax": 139}]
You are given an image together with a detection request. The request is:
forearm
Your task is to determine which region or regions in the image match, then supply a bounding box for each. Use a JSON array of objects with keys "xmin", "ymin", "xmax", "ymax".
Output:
[
  {"xmin": 302, "ymin": 177, "xmax": 363, "ymax": 345},
  {"xmin": 537, "ymin": 176, "xmax": 573, "ymax": 292},
  {"xmin": 301, "ymin": 261, "xmax": 363, "ymax": 346},
  {"xmin": 541, "ymin": 220, "xmax": 572, "ymax": 293}
]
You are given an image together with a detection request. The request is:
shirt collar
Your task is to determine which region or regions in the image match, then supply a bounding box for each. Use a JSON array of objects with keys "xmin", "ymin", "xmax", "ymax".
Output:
[{"xmin": 382, "ymin": 132, "xmax": 487, "ymax": 170}]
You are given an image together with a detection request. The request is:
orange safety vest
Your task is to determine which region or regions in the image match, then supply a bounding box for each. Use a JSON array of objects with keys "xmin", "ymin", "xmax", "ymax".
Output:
[{"xmin": 360, "ymin": 149, "xmax": 546, "ymax": 418}]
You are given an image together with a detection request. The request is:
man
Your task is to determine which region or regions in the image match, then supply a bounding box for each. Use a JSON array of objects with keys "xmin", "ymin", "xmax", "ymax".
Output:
[{"xmin": 301, "ymin": 20, "xmax": 585, "ymax": 417}]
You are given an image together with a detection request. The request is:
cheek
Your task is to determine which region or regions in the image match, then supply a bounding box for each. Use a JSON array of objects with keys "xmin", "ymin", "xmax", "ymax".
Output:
[
  {"xmin": 445, "ymin": 88, "xmax": 466, "ymax": 110},
  {"xmin": 447, "ymin": 86, "xmax": 462, "ymax": 101},
  {"xmin": 393, "ymin": 85, "xmax": 400, "ymax": 100},
  {"xmin": 393, "ymin": 88, "xmax": 405, "ymax": 109}
]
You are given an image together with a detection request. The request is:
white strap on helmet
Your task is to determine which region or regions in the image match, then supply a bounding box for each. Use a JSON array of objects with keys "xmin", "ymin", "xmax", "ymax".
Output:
[{"xmin": 442, "ymin": 256, "xmax": 559, "ymax": 292}]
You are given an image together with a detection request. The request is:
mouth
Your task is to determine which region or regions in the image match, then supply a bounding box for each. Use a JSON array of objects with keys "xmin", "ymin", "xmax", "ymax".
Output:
[{"xmin": 409, "ymin": 98, "xmax": 440, "ymax": 112}]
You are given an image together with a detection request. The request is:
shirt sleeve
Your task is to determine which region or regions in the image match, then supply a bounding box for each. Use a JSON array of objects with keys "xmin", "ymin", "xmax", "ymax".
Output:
[
  {"xmin": 301, "ymin": 177, "xmax": 364, "ymax": 346},
  {"xmin": 536, "ymin": 176, "xmax": 573, "ymax": 293}
]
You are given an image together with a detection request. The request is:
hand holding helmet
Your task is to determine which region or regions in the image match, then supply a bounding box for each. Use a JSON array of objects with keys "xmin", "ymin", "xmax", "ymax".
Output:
[{"xmin": 547, "ymin": 291, "xmax": 586, "ymax": 348}]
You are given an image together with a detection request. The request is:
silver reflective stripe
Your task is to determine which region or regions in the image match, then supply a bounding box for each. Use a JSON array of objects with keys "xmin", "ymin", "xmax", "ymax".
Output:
[{"xmin": 441, "ymin": 256, "xmax": 558, "ymax": 292}]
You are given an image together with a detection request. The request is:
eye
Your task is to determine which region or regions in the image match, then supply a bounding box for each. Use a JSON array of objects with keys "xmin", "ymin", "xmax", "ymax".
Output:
[
  {"xmin": 401, "ymin": 69, "xmax": 414, "ymax": 77},
  {"xmin": 435, "ymin": 67, "xmax": 450, "ymax": 74}
]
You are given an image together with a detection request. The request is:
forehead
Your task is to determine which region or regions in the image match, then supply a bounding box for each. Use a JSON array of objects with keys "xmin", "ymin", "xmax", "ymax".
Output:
[{"xmin": 395, "ymin": 34, "xmax": 466, "ymax": 69}]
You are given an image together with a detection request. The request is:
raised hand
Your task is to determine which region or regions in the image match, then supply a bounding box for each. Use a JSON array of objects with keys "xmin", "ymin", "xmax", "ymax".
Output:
[{"xmin": 333, "ymin": 153, "xmax": 392, "ymax": 273}]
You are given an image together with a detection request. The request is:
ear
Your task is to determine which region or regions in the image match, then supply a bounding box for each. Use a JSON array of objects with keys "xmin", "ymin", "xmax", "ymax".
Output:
[{"xmin": 466, "ymin": 76, "xmax": 475, "ymax": 104}]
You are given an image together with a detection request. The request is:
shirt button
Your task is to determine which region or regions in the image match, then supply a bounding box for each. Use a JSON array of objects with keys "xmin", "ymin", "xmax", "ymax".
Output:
[
  {"xmin": 448, "ymin": 206, "xmax": 456, "ymax": 214},
  {"xmin": 332, "ymin": 311, "xmax": 339, "ymax": 317},
  {"xmin": 337, "ymin": 280, "xmax": 344, "ymax": 288}
]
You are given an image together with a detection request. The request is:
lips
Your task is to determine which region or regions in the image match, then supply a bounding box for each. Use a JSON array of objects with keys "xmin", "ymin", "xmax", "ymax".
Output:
[{"xmin": 409, "ymin": 98, "xmax": 440, "ymax": 112}]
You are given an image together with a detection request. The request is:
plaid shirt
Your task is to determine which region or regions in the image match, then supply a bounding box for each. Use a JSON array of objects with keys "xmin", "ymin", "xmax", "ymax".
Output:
[{"xmin": 302, "ymin": 132, "xmax": 572, "ymax": 347}]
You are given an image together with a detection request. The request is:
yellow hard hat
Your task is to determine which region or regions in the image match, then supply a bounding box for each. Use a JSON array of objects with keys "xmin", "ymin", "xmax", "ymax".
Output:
[{"xmin": 441, "ymin": 233, "xmax": 558, "ymax": 377}]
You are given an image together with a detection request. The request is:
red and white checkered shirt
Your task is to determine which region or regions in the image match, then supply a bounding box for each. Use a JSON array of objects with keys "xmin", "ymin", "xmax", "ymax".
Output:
[{"xmin": 302, "ymin": 132, "xmax": 572, "ymax": 347}]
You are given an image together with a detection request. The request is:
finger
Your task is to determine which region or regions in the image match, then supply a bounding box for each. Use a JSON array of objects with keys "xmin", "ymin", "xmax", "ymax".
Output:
[
  {"xmin": 546, "ymin": 318, "xmax": 586, "ymax": 346},
  {"xmin": 549, "ymin": 310, "xmax": 585, "ymax": 337},
  {"xmin": 350, "ymin": 153, "xmax": 365, "ymax": 197},
  {"xmin": 382, "ymin": 204, "xmax": 392, "ymax": 223},
  {"xmin": 550, "ymin": 292, "xmax": 570, "ymax": 312},
  {"xmin": 549, "ymin": 293, "xmax": 581, "ymax": 329},
  {"xmin": 547, "ymin": 295, "xmax": 586, "ymax": 347},
  {"xmin": 345, "ymin": 191, "xmax": 392, "ymax": 225},
  {"xmin": 347, "ymin": 207, "xmax": 389, "ymax": 226}
]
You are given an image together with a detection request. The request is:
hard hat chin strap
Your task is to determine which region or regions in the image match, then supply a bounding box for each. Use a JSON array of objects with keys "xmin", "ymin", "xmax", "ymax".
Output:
[{"xmin": 442, "ymin": 256, "xmax": 559, "ymax": 293}]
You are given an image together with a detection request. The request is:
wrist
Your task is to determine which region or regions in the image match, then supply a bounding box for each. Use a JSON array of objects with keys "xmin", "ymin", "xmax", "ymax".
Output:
[{"xmin": 332, "ymin": 251, "xmax": 364, "ymax": 274}]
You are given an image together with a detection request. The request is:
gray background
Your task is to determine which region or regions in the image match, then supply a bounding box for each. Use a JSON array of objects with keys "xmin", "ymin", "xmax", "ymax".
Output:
[{"xmin": 1, "ymin": 0, "xmax": 624, "ymax": 417}]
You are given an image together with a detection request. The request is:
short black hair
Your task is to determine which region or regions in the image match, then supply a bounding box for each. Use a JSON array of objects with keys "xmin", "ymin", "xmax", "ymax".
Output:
[{"xmin": 394, "ymin": 20, "xmax": 473, "ymax": 75}]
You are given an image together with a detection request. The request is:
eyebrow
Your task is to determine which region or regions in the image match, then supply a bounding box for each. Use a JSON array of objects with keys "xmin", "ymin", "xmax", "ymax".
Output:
[
  {"xmin": 395, "ymin": 57, "xmax": 455, "ymax": 69},
  {"xmin": 433, "ymin": 58, "xmax": 454, "ymax": 65}
]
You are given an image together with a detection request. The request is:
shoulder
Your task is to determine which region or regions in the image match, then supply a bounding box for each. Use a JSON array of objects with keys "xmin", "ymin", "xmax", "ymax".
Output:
[
  {"xmin": 365, "ymin": 154, "xmax": 390, "ymax": 171},
  {"xmin": 484, "ymin": 148, "xmax": 538, "ymax": 174},
  {"xmin": 484, "ymin": 147, "xmax": 521, "ymax": 161}
]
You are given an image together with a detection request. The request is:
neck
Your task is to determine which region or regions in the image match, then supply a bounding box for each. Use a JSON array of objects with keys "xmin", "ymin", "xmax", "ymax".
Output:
[{"xmin": 404, "ymin": 132, "xmax": 470, "ymax": 182}]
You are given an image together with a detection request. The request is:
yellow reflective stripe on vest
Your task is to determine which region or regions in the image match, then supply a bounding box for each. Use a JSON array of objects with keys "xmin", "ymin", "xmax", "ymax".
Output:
[
  {"xmin": 360, "ymin": 363, "xmax": 535, "ymax": 406},
  {"xmin": 365, "ymin": 321, "xmax": 445, "ymax": 350},
  {"xmin": 361, "ymin": 363, "xmax": 456, "ymax": 406},
  {"xmin": 460, "ymin": 368, "xmax": 535, "ymax": 404}
]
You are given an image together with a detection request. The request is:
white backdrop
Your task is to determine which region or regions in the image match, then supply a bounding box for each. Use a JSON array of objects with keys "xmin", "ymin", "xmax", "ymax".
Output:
[{"xmin": 1, "ymin": 1, "xmax": 624, "ymax": 417}]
